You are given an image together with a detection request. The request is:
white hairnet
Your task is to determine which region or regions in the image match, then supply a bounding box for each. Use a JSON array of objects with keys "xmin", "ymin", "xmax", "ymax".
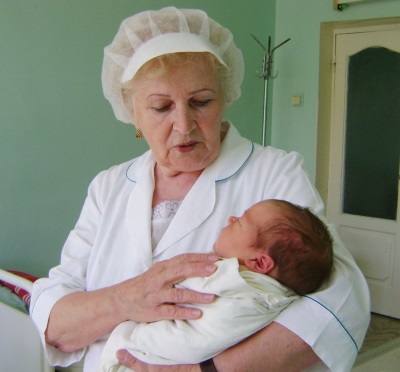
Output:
[{"xmin": 102, "ymin": 7, "xmax": 244, "ymax": 124}]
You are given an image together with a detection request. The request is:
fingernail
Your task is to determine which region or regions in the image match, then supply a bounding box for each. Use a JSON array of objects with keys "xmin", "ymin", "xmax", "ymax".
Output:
[
  {"xmin": 192, "ymin": 309, "xmax": 202, "ymax": 317},
  {"xmin": 116, "ymin": 349, "xmax": 126, "ymax": 363},
  {"xmin": 208, "ymin": 255, "xmax": 218, "ymax": 262},
  {"xmin": 203, "ymin": 294, "xmax": 214, "ymax": 301},
  {"xmin": 206, "ymin": 264, "xmax": 217, "ymax": 272}
]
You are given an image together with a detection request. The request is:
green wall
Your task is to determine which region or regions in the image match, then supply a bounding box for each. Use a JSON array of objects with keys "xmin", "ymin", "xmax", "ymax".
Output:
[
  {"xmin": 0, "ymin": 1, "xmax": 275, "ymax": 276},
  {"xmin": 3, "ymin": 0, "xmax": 400, "ymax": 277},
  {"xmin": 272, "ymin": 0, "xmax": 400, "ymax": 181}
]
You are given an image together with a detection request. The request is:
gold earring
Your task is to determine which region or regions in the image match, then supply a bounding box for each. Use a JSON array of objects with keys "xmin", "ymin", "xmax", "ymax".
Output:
[{"xmin": 136, "ymin": 130, "xmax": 142, "ymax": 139}]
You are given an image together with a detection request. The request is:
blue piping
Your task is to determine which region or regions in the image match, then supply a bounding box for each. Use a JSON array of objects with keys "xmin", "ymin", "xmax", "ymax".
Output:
[
  {"xmin": 216, "ymin": 142, "xmax": 254, "ymax": 183},
  {"xmin": 125, "ymin": 161, "xmax": 137, "ymax": 183},
  {"xmin": 305, "ymin": 295, "xmax": 359, "ymax": 352}
]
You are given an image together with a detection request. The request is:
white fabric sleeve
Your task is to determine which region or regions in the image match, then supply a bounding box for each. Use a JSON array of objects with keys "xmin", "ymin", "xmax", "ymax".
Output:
[
  {"xmin": 257, "ymin": 149, "xmax": 370, "ymax": 371},
  {"xmin": 30, "ymin": 170, "xmax": 107, "ymax": 367},
  {"xmin": 274, "ymin": 226, "xmax": 370, "ymax": 371}
]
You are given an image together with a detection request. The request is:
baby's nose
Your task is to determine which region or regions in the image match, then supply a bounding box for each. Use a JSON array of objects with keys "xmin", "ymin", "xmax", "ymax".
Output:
[{"xmin": 227, "ymin": 216, "xmax": 237, "ymax": 225}]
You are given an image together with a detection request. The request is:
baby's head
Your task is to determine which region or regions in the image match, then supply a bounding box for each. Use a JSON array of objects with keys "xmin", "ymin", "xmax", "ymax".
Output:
[{"xmin": 213, "ymin": 199, "xmax": 333, "ymax": 295}]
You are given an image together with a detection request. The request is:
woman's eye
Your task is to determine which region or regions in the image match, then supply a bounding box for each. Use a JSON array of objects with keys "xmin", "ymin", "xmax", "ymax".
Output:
[
  {"xmin": 152, "ymin": 105, "xmax": 170, "ymax": 113},
  {"xmin": 191, "ymin": 99, "xmax": 212, "ymax": 107}
]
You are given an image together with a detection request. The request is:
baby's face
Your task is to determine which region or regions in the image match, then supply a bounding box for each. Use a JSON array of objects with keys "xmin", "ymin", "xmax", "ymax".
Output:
[{"xmin": 213, "ymin": 201, "xmax": 281, "ymax": 262}]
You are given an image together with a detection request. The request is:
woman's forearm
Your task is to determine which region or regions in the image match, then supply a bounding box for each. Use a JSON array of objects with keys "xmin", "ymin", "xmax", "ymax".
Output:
[
  {"xmin": 45, "ymin": 254, "xmax": 218, "ymax": 353},
  {"xmin": 213, "ymin": 322, "xmax": 321, "ymax": 372},
  {"xmin": 45, "ymin": 285, "xmax": 124, "ymax": 352}
]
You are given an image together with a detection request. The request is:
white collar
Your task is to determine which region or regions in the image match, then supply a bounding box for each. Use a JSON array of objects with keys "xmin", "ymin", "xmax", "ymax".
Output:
[{"xmin": 125, "ymin": 122, "xmax": 254, "ymax": 183}]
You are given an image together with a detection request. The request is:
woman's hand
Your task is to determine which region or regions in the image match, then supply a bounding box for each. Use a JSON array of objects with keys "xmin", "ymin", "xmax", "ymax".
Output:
[
  {"xmin": 116, "ymin": 350, "xmax": 200, "ymax": 372},
  {"xmin": 45, "ymin": 253, "xmax": 217, "ymax": 352},
  {"xmin": 116, "ymin": 253, "xmax": 218, "ymax": 323}
]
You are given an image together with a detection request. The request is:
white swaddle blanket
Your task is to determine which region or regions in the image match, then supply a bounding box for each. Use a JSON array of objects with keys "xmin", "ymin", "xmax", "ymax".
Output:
[{"xmin": 100, "ymin": 257, "xmax": 297, "ymax": 371}]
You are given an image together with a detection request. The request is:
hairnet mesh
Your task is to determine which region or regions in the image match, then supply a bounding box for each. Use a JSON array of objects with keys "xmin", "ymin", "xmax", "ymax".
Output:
[{"xmin": 102, "ymin": 7, "xmax": 244, "ymax": 124}]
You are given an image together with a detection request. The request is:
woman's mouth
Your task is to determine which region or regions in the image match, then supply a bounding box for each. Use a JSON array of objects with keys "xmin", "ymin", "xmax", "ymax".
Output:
[{"xmin": 175, "ymin": 141, "xmax": 198, "ymax": 153}]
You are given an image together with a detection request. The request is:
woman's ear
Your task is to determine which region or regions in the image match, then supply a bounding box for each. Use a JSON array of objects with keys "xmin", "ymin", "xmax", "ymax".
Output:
[
  {"xmin": 131, "ymin": 113, "xmax": 138, "ymax": 128},
  {"xmin": 244, "ymin": 253, "xmax": 275, "ymax": 275},
  {"xmin": 122, "ymin": 90, "xmax": 137, "ymax": 125}
]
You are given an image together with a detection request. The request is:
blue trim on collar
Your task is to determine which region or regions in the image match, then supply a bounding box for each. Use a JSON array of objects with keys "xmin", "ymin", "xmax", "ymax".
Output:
[
  {"xmin": 304, "ymin": 295, "xmax": 359, "ymax": 353},
  {"xmin": 124, "ymin": 139, "xmax": 255, "ymax": 184},
  {"xmin": 215, "ymin": 142, "xmax": 254, "ymax": 183},
  {"xmin": 125, "ymin": 161, "xmax": 137, "ymax": 183}
]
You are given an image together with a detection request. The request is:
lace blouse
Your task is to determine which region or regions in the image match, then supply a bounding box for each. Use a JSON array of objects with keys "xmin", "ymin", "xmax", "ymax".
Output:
[{"xmin": 151, "ymin": 200, "xmax": 182, "ymax": 249}]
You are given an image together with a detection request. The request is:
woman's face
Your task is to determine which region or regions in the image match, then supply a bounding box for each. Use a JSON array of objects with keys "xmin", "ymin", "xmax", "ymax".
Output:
[{"xmin": 130, "ymin": 55, "xmax": 225, "ymax": 176}]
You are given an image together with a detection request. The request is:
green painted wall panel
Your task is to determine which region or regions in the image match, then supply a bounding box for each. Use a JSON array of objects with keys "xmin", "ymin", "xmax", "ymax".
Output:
[{"xmin": 273, "ymin": 0, "xmax": 400, "ymax": 181}]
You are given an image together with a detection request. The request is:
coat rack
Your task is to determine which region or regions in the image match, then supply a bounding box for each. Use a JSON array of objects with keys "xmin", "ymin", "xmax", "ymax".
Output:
[{"xmin": 251, "ymin": 34, "xmax": 290, "ymax": 146}]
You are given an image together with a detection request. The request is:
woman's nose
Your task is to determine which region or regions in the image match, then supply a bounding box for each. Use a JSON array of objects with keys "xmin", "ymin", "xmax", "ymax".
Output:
[{"xmin": 173, "ymin": 105, "xmax": 196, "ymax": 134}]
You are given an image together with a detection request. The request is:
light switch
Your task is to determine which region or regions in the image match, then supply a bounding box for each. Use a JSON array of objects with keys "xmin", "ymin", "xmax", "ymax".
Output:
[{"xmin": 291, "ymin": 94, "xmax": 303, "ymax": 106}]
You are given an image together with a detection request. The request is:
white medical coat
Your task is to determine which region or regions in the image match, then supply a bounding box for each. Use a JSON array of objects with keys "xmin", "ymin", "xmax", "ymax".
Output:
[
  {"xmin": 31, "ymin": 124, "xmax": 370, "ymax": 372},
  {"xmin": 100, "ymin": 258, "xmax": 298, "ymax": 371}
]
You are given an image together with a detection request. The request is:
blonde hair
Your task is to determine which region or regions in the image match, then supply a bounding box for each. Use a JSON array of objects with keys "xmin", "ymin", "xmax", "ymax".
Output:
[{"xmin": 121, "ymin": 52, "xmax": 232, "ymax": 118}]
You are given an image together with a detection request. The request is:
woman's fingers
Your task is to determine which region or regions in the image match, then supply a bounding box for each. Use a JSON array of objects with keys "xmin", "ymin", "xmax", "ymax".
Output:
[
  {"xmin": 156, "ymin": 288, "xmax": 215, "ymax": 320},
  {"xmin": 155, "ymin": 303, "xmax": 203, "ymax": 320},
  {"xmin": 155, "ymin": 253, "xmax": 218, "ymax": 284},
  {"xmin": 172, "ymin": 252, "xmax": 218, "ymax": 264},
  {"xmin": 167, "ymin": 287, "xmax": 215, "ymax": 305},
  {"xmin": 117, "ymin": 253, "xmax": 218, "ymax": 323}
]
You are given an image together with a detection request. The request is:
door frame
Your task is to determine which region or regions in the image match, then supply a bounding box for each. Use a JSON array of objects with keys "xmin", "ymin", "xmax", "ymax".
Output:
[
  {"xmin": 316, "ymin": 17, "xmax": 400, "ymax": 211},
  {"xmin": 316, "ymin": 17, "xmax": 400, "ymax": 317}
]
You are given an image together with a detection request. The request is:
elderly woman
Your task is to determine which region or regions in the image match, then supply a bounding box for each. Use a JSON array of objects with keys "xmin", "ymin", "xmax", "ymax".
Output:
[{"xmin": 31, "ymin": 7, "xmax": 370, "ymax": 372}]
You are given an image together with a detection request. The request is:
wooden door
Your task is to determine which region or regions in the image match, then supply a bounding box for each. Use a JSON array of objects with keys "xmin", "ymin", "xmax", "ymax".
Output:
[{"xmin": 328, "ymin": 27, "xmax": 400, "ymax": 318}]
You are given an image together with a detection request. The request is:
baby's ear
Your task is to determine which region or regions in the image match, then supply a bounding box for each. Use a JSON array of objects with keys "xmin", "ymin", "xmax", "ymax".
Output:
[{"xmin": 244, "ymin": 253, "xmax": 275, "ymax": 274}]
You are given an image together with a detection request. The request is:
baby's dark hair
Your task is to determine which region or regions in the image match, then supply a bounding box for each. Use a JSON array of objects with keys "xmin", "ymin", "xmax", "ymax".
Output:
[{"xmin": 257, "ymin": 200, "xmax": 333, "ymax": 295}]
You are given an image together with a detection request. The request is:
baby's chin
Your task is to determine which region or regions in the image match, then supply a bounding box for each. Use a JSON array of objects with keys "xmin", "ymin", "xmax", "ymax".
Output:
[
  {"xmin": 212, "ymin": 243, "xmax": 220, "ymax": 256},
  {"xmin": 211, "ymin": 244, "xmax": 225, "ymax": 260}
]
